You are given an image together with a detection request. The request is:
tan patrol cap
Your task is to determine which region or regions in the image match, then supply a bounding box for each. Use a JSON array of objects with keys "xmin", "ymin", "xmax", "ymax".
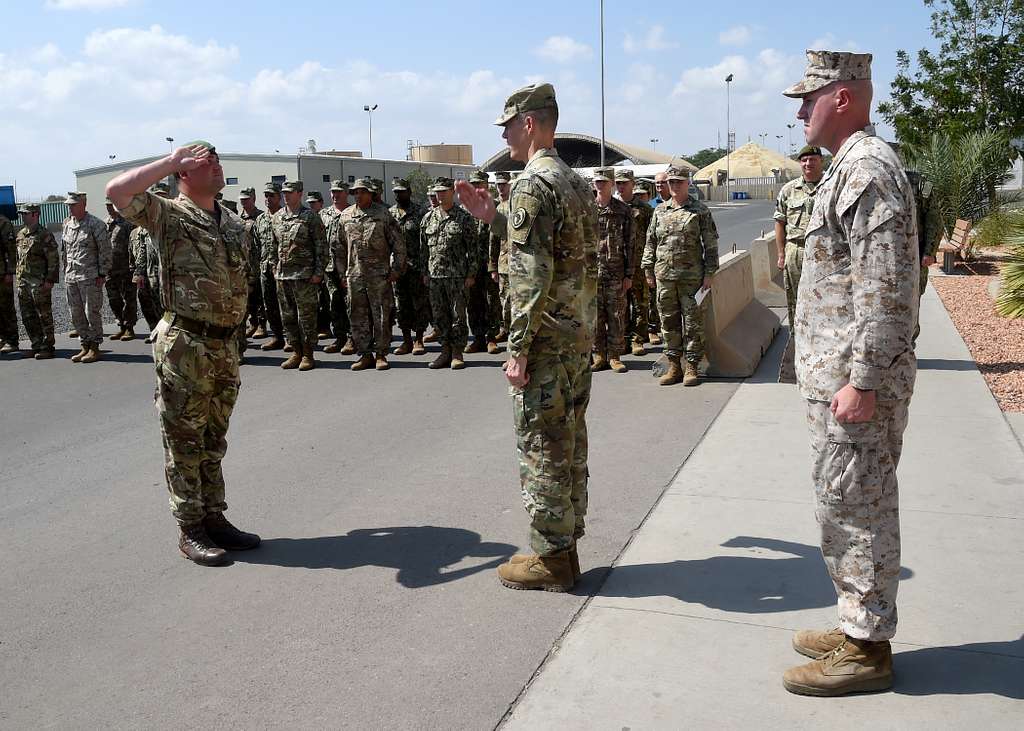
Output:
[
  {"xmin": 666, "ymin": 165, "xmax": 690, "ymax": 181},
  {"xmin": 238, "ymin": 187, "xmax": 255, "ymax": 200},
  {"xmin": 783, "ymin": 50, "xmax": 873, "ymax": 98},
  {"xmin": 614, "ymin": 169, "xmax": 635, "ymax": 182},
  {"xmin": 282, "ymin": 180, "xmax": 304, "ymax": 193},
  {"xmin": 64, "ymin": 191, "xmax": 85, "ymax": 205},
  {"xmin": 494, "ymin": 82, "xmax": 558, "ymax": 126},
  {"xmin": 494, "ymin": 171, "xmax": 512, "ymax": 184},
  {"xmin": 592, "ymin": 168, "xmax": 615, "ymax": 182},
  {"xmin": 330, "ymin": 179, "xmax": 349, "ymax": 192},
  {"xmin": 391, "ymin": 177, "xmax": 410, "ymax": 191}
]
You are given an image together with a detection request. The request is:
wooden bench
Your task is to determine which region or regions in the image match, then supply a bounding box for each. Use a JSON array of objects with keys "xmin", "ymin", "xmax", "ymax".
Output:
[{"xmin": 938, "ymin": 219, "xmax": 971, "ymax": 274}]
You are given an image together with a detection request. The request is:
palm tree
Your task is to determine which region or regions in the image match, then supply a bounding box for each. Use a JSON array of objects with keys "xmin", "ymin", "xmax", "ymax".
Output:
[{"xmin": 996, "ymin": 225, "xmax": 1024, "ymax": 319}]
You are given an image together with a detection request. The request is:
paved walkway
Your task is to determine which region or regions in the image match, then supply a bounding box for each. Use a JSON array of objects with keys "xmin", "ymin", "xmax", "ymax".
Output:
[{"xmin": 502, "ymin": 287, "xmax": 1024, "ymax": 729}]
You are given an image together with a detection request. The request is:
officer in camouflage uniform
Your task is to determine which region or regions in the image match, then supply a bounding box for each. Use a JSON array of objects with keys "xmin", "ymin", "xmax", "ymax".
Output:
[
  {"xmin": 320, "ymin": 180, "xmax": 351, "ymax": 354},
  {"xmin": 643, "ymin": 165, "xmax": 719, "ymax": 386},
  {"xmin": 62, "ymin": 191, "xmax": 112, "ymax": 363},
  {"xmin": 15, "ymin": 204, "xmax": 59, "ymax": 359},
  {"xmin": 421, "ymin": 177, "xmax": 477, "ymax": 370},
  {"xmin": 104, "ymin": 199, "xmax": 137, "ymax": 341},
  {"xmin": 339, "ymin": 178, "xmax": 406, "ymax": 371},
  {"xmin": 273, "ymin": 180, "xmax": 327, "ymax": 371},
  {"xmin": 130, "ymin": 182, "xmax": 170, "ymax": 341},
  {"xmin": 465, "ymin": 170, "xmax": 501, "ymax": 354},
  {"xmin": 254, "ymin": 182, "xmax": 285, "ymax": 351},
  {"xmin": 305, "ymin": 190, "xmax": 324, "ymax": 215},
  {"xmin": 108, "ymin": 140, "xmax": 260, "ymax": 566},
  {"xmin": 617, "ymin": 168, "xmax": 656, "ymax": 355},
  {"xmin": 0, "ymin": 212, "xmax": 18, "ymax": 354},
  {"xmin": 781, "ymin": 51, "xmax": 918, "ymax": 697},
  {"xmin": 488, "ymin": 171, "xmax": 513, "ymax": 342},
  {"xmin": 458, "ymin": 83, "xmax": 598, "ymax": 592},
  {"xmin": 389, "ymin": 177, "xmax": 430, "ymax": 356},
  {"xmin": 237, "ymin": 187, "xmax": 265, "ymax": 338},
  {"xmin": 774, "ymin": 145, "xmax": 824, "ymax": 383},
  {"xmin": 592, "ymin": 167, "xmax": 633, "ymax": 373},
  {"xmin": 906, "ymin": 169, "xmax": 943, "ymax": 344}
]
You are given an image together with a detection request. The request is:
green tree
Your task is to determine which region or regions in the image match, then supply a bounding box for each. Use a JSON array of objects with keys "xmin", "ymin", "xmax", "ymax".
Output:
[
  {"xmin": 995, "ymin": 223, "xmax": 1024, "ymax": 317},
  {"xmin": 878, "ymin": 0, "xmax": 1024, "ymax": 148},
  {"xmin": 686, "ymin": 147, "xmax": 728, "ymax": 169},
  {"xmin": 404, "ymin": 167, "xmax": 433, "ymax": 206}
]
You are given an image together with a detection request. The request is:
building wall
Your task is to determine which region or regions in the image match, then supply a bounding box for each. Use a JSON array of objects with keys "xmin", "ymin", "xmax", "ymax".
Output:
[{"xmin": 410, "ymin": 144, "xmax": 474, "ymax": 165}]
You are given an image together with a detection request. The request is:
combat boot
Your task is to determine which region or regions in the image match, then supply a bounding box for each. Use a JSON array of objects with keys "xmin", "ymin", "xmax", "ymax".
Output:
[
  {"xmin": 298, "ymin": 345, "xmax": 315, "ymax": 371},
  {"xmin": 261, "ymin": 336, "xmax": 284, "ymax": 351},
  {"xmin": 511, "ymin": 544, "xmax": 581, "ymax": 581},
  {"xmin": 592, "ymin": 352, "xmax": 609, "ymax": 371},
  {"xmin": 351, "ymin": 353, "xmax": 374, "ymax": 371},
  {"xmin": 464, "ymin": 338, "xmax": 484, "ymax": 354},
  {"xmin": 70, "ymin": 345, "xmax": 89, "ymax": 362},
  {"xmin": 280, "ymin": 345, "xmax": 302, "ymax": 369},
  {"xmin": 429, "ymin": 346, "xmax": 452, "ymax": 370},
  {"xmin": 497, "ymin": 551, "xmax": 574, "ymax": 592},
  {"xmin": 783, "ymin": 637, "xmax": 893, "ymax": 697},
  {"xmin": 79, "ymin": 346, "xmax": 101, "ymax": 363},
  {"xmin": 120, "ymin": 327, "xmax": 135, "ymax": 341},
  {"xmin": 34, "ymin": 349, "xmax": 55, "ymax": 360},
  {"xmin": 69, "ymin": 329, "xmax": 79, "ymax": 338},
  {"xmin": 283, "ymin": 342, "xmax": 294, "ymax": 353},
  {"xmin": 375, "ymin": 352, "xmax": 390, "ymax": 371},
  {"xmin": 793, "ymin": 627, "xmax": 845, "ymax": 659},
  {"xmin": 110, "ymin": 326, "xmax": 125, "ymax": 341},
  {"xmin": 649, "ymin": 331, "xmax": 662, "ymax": 345},
  {"xmin": 340, "ymin": 337, "xmax": 357, "ymax": 355},
  {"xmin": 450, "ymin": 351, "xmax": 465, "ymax": 370},
  {"xmin": 496, "ymin": 328, "xmax": 508, "ymax": 343},
  {"xmin": 318, "ymin": 329, "xmax": 331, "ymax": 340},
  {"xmin": 178, "ymin": 522, "xmax": 227, "ymax": 566},
  {"xmin": 631, "ymin": 337, "xmax": 646, "ymax": 356},
  {"xmin": 1, "ymin": 342, "xmax": 19, "ymax": 354},
  {"xmin": 251, "ymin": 324, "xmax": 267, "ymax": 338},
  {"xmin": 323, "ymin": 338, "xmax": 342, "ymax": 353},
  {"xmin": 245, "ymin": 323, "xmax": 258, "ymax": 338},
  {"xmin": 412, "ymin": 332, "xmax": 427, "ymax": 356},
  {"xmin": 486, "ymin": 339, "xmax": 499, "ymax": 354},
  {"xmin": 203, "ymin": 511, "xmax": 261, "ymax": 550},
  {"xmin": 609, "ymin": 357, "xmax": 628, "ymax": 373},
  {"xmin": 393, "ymin": 330, "xmax": 413, "ymax": 355},
  {"xmin": 683, "ymin": 361, "xmax": 701, "ymax": 386},
  {"xmin": 659, "ymin": 356, "xmax": 683, "ymax": 386},
  {"xmin": 423, "ymin": 329, "xmax": 438, "ymax": 343}
]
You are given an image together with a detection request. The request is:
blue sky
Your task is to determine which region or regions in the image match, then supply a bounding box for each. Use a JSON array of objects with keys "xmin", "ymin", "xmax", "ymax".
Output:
[{"xmin": 2, "ymin": 0, "xmax": 939, "ymax": 198}]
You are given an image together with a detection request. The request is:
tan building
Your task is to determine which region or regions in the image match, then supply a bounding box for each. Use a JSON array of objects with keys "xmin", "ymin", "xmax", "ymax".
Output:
[{"xmin": 409, "ymin": 144, "xmax": 474, "ymax": 165}]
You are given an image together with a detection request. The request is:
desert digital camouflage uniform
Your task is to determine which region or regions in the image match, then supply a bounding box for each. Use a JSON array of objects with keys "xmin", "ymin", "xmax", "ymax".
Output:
[
  {"xmin": 0, "ymin": 213, "xmax": 18, "ymax": 349},
  {"xmin": 62, "ymin": 200, "xmax": 112, "ymax": 347},
  {"xmin": 320, "ymin": 201, "xmax": 351, "ymax": 344},
  {"xmin": 421, "ymin": 187, "xmax": 477, "ymax": 353},
  {"xmin": 642, "ymin": 190, "xmax": 719, "ymax": 366},
  {"xmin": 594, "ymin": 184, "xmax": 633, "ymax": 358},
  {"xmin": 118, "ymin": 189, "xmax": 250, "ymax": 526},
  {"xmin": 272, "ymin": 194, "xmax": 327, "ymax": 351},
  {"xmin": 339, "ymin": 187, "xmax": 406, "ymax": 356},
  {"xmin": 15, "ymin": 214, "xmax": 60, "ymax": 352},
  {"xmin": 104, "ymin": 209, "xmax": 137, "ymax": 332},
  {"xmin": 489, "ymin": 195, "xmax": 512, "ymax": 334},
  {"xmin": 389, "ymin": 197, "xmax": 430, "ymax": 334},
  {"xmin": 906, "ymin": 170, "xmax": 943, "ymax": 344},
  {"xmin": 775, "ymin": 171, "xmax": 820, "ymax": 381},
  {"xmin": 794, "ymin": 125, "xmax": 919, "ymax": 642},
  {"xmin": 489, "ymin": 143, "xmax": 598, "ymax": 556},
  {"xmin": 253, "ymin": 187, "xmax": 284, "ymax": 340}
]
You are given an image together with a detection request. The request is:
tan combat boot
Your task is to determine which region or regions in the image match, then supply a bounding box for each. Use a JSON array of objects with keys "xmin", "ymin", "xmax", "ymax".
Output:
[
  {"xmin": 496, "ymin": 328, "xmax": 508, "ymax": 343},
  {"xmin": 340, "ymin": 337, "xmax": 357, "ymax": 355},
  {"xmin": 251, "ymin": 324, "xmax": 267, "ymax": 338},
  {"xmin": 510, "ymin": 544, "xmax": 581, "ymax": 581},
  {"xmin": 283, "ymin": 342, "xmax": 294, "ymax": 353},
  {"xmin": 592, "ymin": 351, "xmax": 609, "ymax": 371},
  {"xmin": 411, "ymin": 332, "xmax": 427, "ymax": 356},
  {"xmin": 423, "ymin": 329, "xmax": 438, "ymax": 343},
  {"xmin": 609, "ymin": 356, "xmax": 628, "ymax": 373},
  {"xmin": 245, "ymin": 323, "xmax": 258, "ymax": 338},
  {"xmin": 683, "ymin": 361, "xmax": 701, "ymax": 386},
  {"xmin": 121, "ymin": 327, "xmax": 135, "ymax": 341},
  {"xmin": 68, "ymin": 329, "xmax": 79, "ymax": 338},
  {"xmin": 280, "ymin": 344, "xmax": 302, "ymax": 369},
  {"xmin": 659, "ymin": 356, "xmax": 683, "ymax": 386},
  {"xmin": 393, "ymin": 330, "xmax": 413, "ymax": 355},
  {"xmin": 350, "ymin": 353, "xmax": 374, "ymax": 371},
  {"xmin": 375, "ymin": 352, "xmax": 390, "ymax": 371},
  {"xmin": 70, "ymin": 345, "xmax": 89, "ymax": 362},
  {"xmin": 631, "ymin": 337, "xmax": 646, "ymax": 356},
  {"xmin": 649, "ymin": 331, "xmax": 662, "ymax": 345},
  {"xmin": 429, "ymin": 346, "xmax": 452, "ymax": 370},
  {"xmin": 497, "ymin": 551, "xmax": 574, "ymax": 592},
  {"xmin": 261, "ymin": 335, "xmax": 284, "ymax": 351},
  {"xmin": 783, "ymin": 637, "xmax": 893, "ymax": 697},
  {"xmin": 298, "ymin": 344, "xmax": 315, "ymax": 371},
  {"xmin": 323, "ymin": 338, "xmax": 342, "ymax": 353},
  {"xmin": 79, "ymin": 345, "xmax": 101, "ymax": 363},
  {"xmin": 464, "ymin": 338, "xmax": 483, "ymax": 354},
  {"xmin": 450, "ymin": 351, "xmax": 466, "ymax": 370},
  {"xmin": 486, "ymin": 340, "xmax": 499, "ymax": 354},
  {"xmin": 793, "ymin": 627, "xmax": 845, "ymax": 659}
]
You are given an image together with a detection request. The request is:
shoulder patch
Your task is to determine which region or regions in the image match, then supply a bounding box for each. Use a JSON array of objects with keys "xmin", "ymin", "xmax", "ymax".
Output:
[{"xmin": 511, "ymin": 207, "xmax": 529, "ymax": 230}]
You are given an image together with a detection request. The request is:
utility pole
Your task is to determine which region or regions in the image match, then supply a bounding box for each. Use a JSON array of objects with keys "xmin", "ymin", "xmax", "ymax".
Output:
[{"xmin": 725, "ymin": 74, "xmax": 733, "ymax": 202}]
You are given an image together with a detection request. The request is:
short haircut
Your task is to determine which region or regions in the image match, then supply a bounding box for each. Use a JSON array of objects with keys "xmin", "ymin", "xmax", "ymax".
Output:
[{"xmin": 521, "ymin": 107, "xmax": 558, "ymax": 130}]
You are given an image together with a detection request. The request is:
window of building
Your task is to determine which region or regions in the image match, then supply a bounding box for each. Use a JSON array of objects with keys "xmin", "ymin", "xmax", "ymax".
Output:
[
  {"xmin": 225, "ymin": 177, "xmax": 239, "ymax": 185},
  {"xmin": 271, "ymin": 174, "xmax": 286, "ymax": 184},
  {"xmin": 348, "ymin": 175, "xmax": 355, "ymax": 183},
  {"xmin": 322, "ymin": 174, "xmax": 331, "ymax": 183}
]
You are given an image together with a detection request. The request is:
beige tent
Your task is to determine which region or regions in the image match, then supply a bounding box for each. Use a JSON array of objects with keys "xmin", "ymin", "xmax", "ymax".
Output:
[{"xmin": 695, "ymin": 142, "xmax": 802, "ymax": 185}]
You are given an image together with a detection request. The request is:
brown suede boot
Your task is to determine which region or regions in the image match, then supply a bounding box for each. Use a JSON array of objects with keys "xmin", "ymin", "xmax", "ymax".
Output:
[
  {"xmin": 609, "ymin": 357, "xmax": 628, "ymax": 373},
  {"xmin": 178, "ymin": 522, "xmax": 227, "ymax": 566},
  {"xmin": 340, "ymin": 337, "xmax": 357, "ymax": 355},
  {"xmin": 299, "ymin": 345, "xmax": 315, "ymax": 371},
  {"xmin": 323, "ymin": 338, "xmax": 342, "ymax": 354},
  {"xmin": 783, "ymin": 637, "xmax": 893, "ymax": 697},
  {"xmin": 350, "ymin": 353, "xmax": 374, "ymax": 371},
  {"xmin": 280, "ymin": 345, "xmax": 302, "ymax": 369},
  {"xmin": 423, "ymin": 329, "xmax": 438, "ymax": 343},
  {"xmin": 261, "ymin": 336, "xmax": 284, "ymax": 351},
  {"xmin": 464, "ymin": 338, "xmax": 484, "ymax": 354},
  {"xmin": 631, "ymin": 337, "xmax": 646, "ymax": 356},
  {"xmin": 649, "ymin": 331, "xmax": 662, "ymax": 345},
  {"xmin": 429, "ymin": 347, "xmax": 452, "ymax": 370},
  {"xmin": 251, "ymin": 324, "xmax": 267, "ymax": 338},
  {"xmin": 659, "ymin": 356, "xmax": 683, "ymax": 386},
  {"xmin": 412, "ymin": 333, "xmax": 427, "ymax": 355},
  {"xmin": 793, "ymin": 627, "xmax": 845, "ymax": 659},
  {"xmin": 486, "ymin": 340, "xmax": 499, "ymax": 354},
  {"xmin": 592, "ymin": 352, "xmax": 609, "ymax": 371},
  {"xmin": 450, "ymin": 351, "xmax": 465, "ymax": 370},
  {"xmin": 375, "ymin": 352, "xmax": 390, "ymax": 371},
  {"xmin": 683, "ymin": 361, "xmax": 701, "ymax": 386},
  {"xmin": 120, "ymin": 327, "xmax": 135, "ymax": 341},
  {"xmin": 497, "ymin": 551, "xmax": 575, "ymax": 592},
  {"xmin": 393, "ymin": 330, "xmax": 413, "ymax": 355},
  {"xmin": 283, "ymin": 342, "xmax": 294, "ymax": 353},
  {"xmin": 70, "ymin": 345, "xmax": 89, "ymax": 362},
  {"xmin": 79, "ymin": 345, "xmax": 101, "ymax": 363},
  {"xmin": 510, "ymin": 544, "xmax": 581, "ymax": 580},
  {"xmin": 496, "ymin": 328, "xmax": 508, "ymax": 343}
]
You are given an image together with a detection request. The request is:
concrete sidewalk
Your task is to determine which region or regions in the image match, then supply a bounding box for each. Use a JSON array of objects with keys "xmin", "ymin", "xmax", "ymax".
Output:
[{"xmin": 502, "ymin": 288, "xmax": 1024, "ymax": 729}]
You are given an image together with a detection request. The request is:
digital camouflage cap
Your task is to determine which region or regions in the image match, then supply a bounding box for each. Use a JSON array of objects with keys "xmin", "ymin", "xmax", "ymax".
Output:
[
  {"xmin": 614, "ymin": 168, "xmax": 635, "ymax": 182},
  {"xmin": 468, "ymin": 170, "xmax": 489, "ymax": 185},
  {"xmin": 238, "ymin": 187, "xmax": 255, "ymax": 200},
  {"xmin": 592, "ymin": 167, "xmax": 615, "ymax": 182},
  {"xmin": 282, "ymin": 180, "xmax": 304, "ymax": 193},
  {"xmin": 782, "ymin": 50, "xmax": 873, "ymax": 98},
  {"xmin": 349, "ymin": 177, "xmax": 373, "ymax": 192},
  {"xmin": 493, "ymin": 82, "xmax": 558, "ymax": 126},
  {"xmin": 494, "ymin": 171, "xmax": 512, "ymax": 184},
  {"xmin": 18, "ymin": 203, "xmax": 40, "ymax": 215},
  {"xmin": 666, "ymin": 165, "xmax": 690, "ymax": 181},
  {"xmin": 330, "ymin": 179, "xmax": 349, "ymax": 192},
  {"xmin": 64, "ymin": 191, "xmax": 85, "ymax": 205},
  {"xmin": 391, "ymin": 177, "xmax": 410, "ymax": 191},
  {"xmin": 429, "ymin": 176, "xmax": 454, "ymax": 192}
]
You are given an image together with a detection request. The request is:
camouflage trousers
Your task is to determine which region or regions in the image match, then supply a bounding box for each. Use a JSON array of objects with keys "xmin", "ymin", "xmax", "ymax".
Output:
[
  {"xmin": 395, "ymin": 267, "xmax": 430, "ymax": 334},
  {"xmin": 595, "ymin": 277, "xmax": 627, "ymax": 357},
  {"xmin": 276, "ymin": 278, "xmax": 319, "ymax": 349},
  {"xmin": 656, "ymin": 277, "xmax": 705, "ymax": 364},
  {"xmin": 468, "ymin": 271, "xmax": 501, "ymax": 341},
  {"xmin": 807, "ymin": 398, "xmax": 909, "ymax": 641},
  {"xmin": 498, "ymin": 273, "xmax": 511, "ymax": 334},
  {"xmin": 513, "ymin": 351, "xmax": 591, "ymax": 556},
  {"xmin": 348, "ymin": 275, "xmax": 393, "ymax": 355},
  {"xmin": 260, "ymin": 266, "xmax": 283, "ymax": 337},
  {"xmin": 429, "ymin": 277, "xmax": 468, "ymax": 352},
  {"xmin": 137, "ymin": 278, "xmax": 161, "ymax": 331},
  {"xmin": 913, "ymin": 264, "xmax": 929, "ymax": 346},
  {"xmin": 104, "ymin": 271, "xmax": 137, "ymax": 328},
  {"xmin": 17, "ymin": 281, "xmax": 54, "ymax": 351},
  {"xmin": 247, "ymin": 271, "xmax": 264, "ymax": 329},
  {"xmin": 779, "ymin": 242, "xmax": 804, "ymax": 384},
  {"xmin": 66, "ymin": 279, "xmax": 104, "ymax": 347},
  {"xmin": 0, "ymin": 277, "xmax": 18, "ymax": 346},
  {"xmin": 153, "ymin": 322, "xmax": 240, "ymax": 525},
  {"xmin": 323, "ymin": 271, "xmax": 350, "ymax": 341}
]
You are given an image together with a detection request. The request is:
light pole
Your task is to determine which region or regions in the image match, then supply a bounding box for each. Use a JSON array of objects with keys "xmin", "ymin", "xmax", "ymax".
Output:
[
  {"xmin": 650, "ymin": 138, "xmax": 659, "ymax": 152},
  {"xmin": 108, "ymin": 154, "xmax": 116, "ymax": 162},
  {"xmin": 786, "ymin": 123, "xmax": 796, "ymax": 155},
  {"xmin": 363, "ymin": 104, "xmax": 378, "ymax": 158},
  {"xmin": 725, "ymin": 74, "xmax": 733, "ymax": 202},
  {"xmin": 599, "ymin": 0, "xmax": 606, "ymax": 167},
  {"xmin": 165, "ymin": 136, "xmax": 174, "ymax": 153},
  {"xmin": 776, "ymin": 135, "xmax": 784, "ymax": 153},
  {"xmin": 759, "ymin": 132, "xmax": 767, "ymax": 147}
]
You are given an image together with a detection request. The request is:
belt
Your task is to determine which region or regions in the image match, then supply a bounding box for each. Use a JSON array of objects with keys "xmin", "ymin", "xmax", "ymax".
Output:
[{"xmin": 162, "ymin": 312, "xmax": 238, "ymax": 340}]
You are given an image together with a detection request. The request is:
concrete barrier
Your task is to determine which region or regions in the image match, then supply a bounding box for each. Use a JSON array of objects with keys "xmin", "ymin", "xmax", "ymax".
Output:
[{"xmin": 748, "ymin": 233, "xmax": 787, "ymax": 308}]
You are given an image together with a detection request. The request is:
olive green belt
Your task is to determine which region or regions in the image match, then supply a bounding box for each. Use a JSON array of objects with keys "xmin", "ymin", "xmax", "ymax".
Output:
[{"xmin": 162, "ymin": 312, "xmax": 239, "ymax": 340}]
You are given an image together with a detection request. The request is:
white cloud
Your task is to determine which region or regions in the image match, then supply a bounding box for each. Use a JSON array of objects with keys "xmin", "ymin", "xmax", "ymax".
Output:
[
  {"xmin": 719, "ymin": 26, "xmax": 752, "ymax": 46},
  {"xmin": 534, "ymin": 36, "xmax": 592, "ymax": 64},
  {"xmin": 46, "ymin": 0, "xmax": 133, "ymax": 9},
  {"xmin": 623, "ymin": 25, "xmax": 678, "ymax": 54},
  {"xmin": 30, "ymin": 43, "xmax": 64, "ymax": 65},
  {"xmin": 807, "ymin": 33, "xmax": 861, "ymax": 52}
]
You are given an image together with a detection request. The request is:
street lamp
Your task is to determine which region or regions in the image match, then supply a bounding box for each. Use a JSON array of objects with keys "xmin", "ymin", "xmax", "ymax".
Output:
[
  {"xmin": 599, "ymin": 0, "xmax": 606, "ymax": 167},
  {"xmin": 786, "ymin": 123, "xmax": 796, "ymax": 155},
  {"xmin": 650, "ymin": 138, "xmax": 659, "ymax": 152},
  {"xmin": 165, "ymin": 136, "xmax": 174, "ymax": 153},
  {"xmin": 725, "ymin": 74, "xmax": 733, "ymax": 202},
  {"xmin": 363, "ymin": 104, "xmax": 378, "ymax": 158},
  {"xmin": 776, "ymin": 135, "xmax": 784, "ymax": 153},
  {"xmin": 759, "ymin": 132, "xmax": 767, "ymax": 147},
  {"xmin": 108, "ymin": 154, "xmax": 116, "ymax": 161}
]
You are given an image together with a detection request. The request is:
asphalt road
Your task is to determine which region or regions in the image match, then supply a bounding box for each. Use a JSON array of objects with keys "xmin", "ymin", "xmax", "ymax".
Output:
[{"xmin": 1, "ymin": 327, "xmax": 744, "ymax": 729}]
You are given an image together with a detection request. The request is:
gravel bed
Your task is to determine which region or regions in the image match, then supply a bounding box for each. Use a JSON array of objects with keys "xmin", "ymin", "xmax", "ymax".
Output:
[
  {"xmin": 931, "ymin": 268, "xmax": 1024, "ymax": 413},
  {"xmin": 13, "ymin": 279, "xmax": 123, "ymax": 342}
]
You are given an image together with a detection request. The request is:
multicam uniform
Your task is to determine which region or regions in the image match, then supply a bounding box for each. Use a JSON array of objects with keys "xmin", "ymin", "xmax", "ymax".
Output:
[
  {"xmin": 488, "ymin": 198, "xmax": 512, "ymax": 335},
  {"xmin": 272, "ymin": 205, "xmax": 326, "ymax": 350},
  {"xmin": 62, "ymin": 212, "xmax": 112, "ymax": 348},
  {"xmin": 320, "ymin": 204, "xmax": 351, "ymax": 344},
  {"xmin": 130, "ymin": 225, "xmax": 162, "ymax": 330},
  {"xmin": 252, "ymin": 207, "xmax": 284, "ymax": 340},
  {"xmin": 594, "ymin": 196, "xmax": 633, "ymax": 358},
  {"xmin": 626, "ymin": 196, "xmax": 654, "ymax": 346},
  {"xmin": 0, "ymin": 214, "xmax": 18, "ymax": 349},
  {"xmin": 104, "ymin": 213, "xmax": 137, "ymax": 332},
  {"xmin": 389, "ymin": 201, "xmax": 430, "ymax": 335},
  {"xmin": 467, "ymin": 215, "xmax": 501, "ymax": 345},
  {"xmin": 420, "ymin": 204, "xmax": 477, "ymax": 353},
  {"xmin": 15, "ymin": 222, "xmax": 60, "ymax": 352},
  {"xmin": 239, "ymin": 205, "xmax": 264, "ymax": 332},
  {"xmin": 775, "ymin": 176, "xmax": 819, "ymax": 382}
]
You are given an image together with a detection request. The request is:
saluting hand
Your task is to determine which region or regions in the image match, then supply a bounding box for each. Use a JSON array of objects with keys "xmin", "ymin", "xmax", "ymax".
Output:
[
  {"xmin": 454, "ymin": 181, "xmax": 496, "ymax": 224},
  {"xmin": 169, "ymin": 144, "xmax": 214, "ymax": 173}
]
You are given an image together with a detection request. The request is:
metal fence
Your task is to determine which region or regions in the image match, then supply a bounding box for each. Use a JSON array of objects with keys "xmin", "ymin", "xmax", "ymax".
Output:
[
  {"xmin": 704, "ymin": 183, "xmax": 783, "ymax": 202},
  {"xmin": 8, "ymin": 201, "xmax": 69, "ymax": 228}
]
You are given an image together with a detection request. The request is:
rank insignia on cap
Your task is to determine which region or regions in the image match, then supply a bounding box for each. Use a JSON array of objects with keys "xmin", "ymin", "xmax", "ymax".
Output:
[{"xmin": 512, "ymin": 207, "xmax": 529, "ymax": 229}]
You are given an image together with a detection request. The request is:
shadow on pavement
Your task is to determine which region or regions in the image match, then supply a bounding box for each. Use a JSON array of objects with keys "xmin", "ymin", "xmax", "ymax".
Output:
[
  {"xmin": 894, "ymin": 636, "xmax": 1024, "ymax": 698},
  {"xmin": 586, "ymin": 536, "xmax": 913, "ymax": 614},
  {"xmin": 233, "ymin": 525, "xmax": 516, "ymax": 588},
  {"xmin": 916, "ymin": 358, "xmax": 978, "ymax": 371}
]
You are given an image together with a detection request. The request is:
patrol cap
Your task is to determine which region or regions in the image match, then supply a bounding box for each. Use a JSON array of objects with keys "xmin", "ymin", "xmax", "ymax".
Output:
[
  {"xmin": 592, "ymin": 167, "xmax": 615, "ymax": 182},
  {"xmin": 468, "ymin": 170, "xmax": 489, "ymax": 185},
  {"xmin": 429, "ymin": 176, "xmax": 454, "ymax": 192},
  {"xmin": 17, "ymin": 203, "xmax": 40, "ymax": 215},
  {"xmin": 305, "ymin": 190, "xmax": 323, "ymax": 202},
  {"xmin": 371, "ymin": 178, "xmax": 384, "ymax": 194},
  {"xmin": 783, "ymin": 50, "xmax": 873, "ymax": 98},
  {"xmin": 797, "ymin": 145, "xmax": 823, "ymax": 159},
  {"xmin": 494, "ymin": 82, "xmax": 558, "ymax": 126},
  {"xmin": 330, "ymin": 179, "xmax": 349, "ymax": 192},
  {"xmin": 666, "ymin": 165, "xmax": 690, "ymax": 181},
  {"xmin": 614, "ymin": 168, "xmax": 635, "ymax": 182},
  {"xmin": 282, "ymin": 180, "xmax": 304, "ymax": 193},
  {"xmin": 494, "ymin": 171, "xmax": 512, "ymax": 184},
  {"xmin": 64, "ymin": 191, "xmax": 86, "ymax": 205},
  {"xmin": 391, "ymin": 177, "xmax": 410, "ymax": 192},
  {"xmin": 349, "ymin": 178, "xmax": 373, "ymax": 192},
  {"xmin": 149, "ymin": 181, "xmax": 170, "ymax": 196},
  {"xmin": 264, "ymin": 181, "xmax": 282, "ymax": 194},
  {"xmin": 238, "ymin": 187, "xmax": 256, "ymax": 200}
]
